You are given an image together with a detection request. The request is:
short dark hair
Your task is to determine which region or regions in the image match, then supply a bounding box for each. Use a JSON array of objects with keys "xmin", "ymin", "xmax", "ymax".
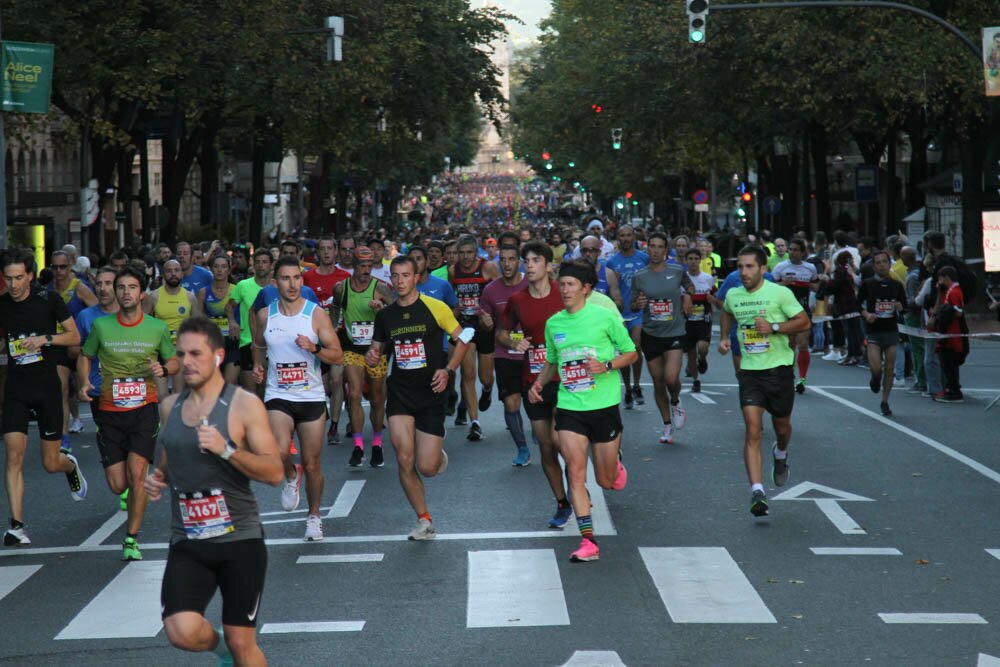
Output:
[
  {"xmin": 273, "ymin": 256, "xmax": 301, "ymax": 275},
  {"xmin": 457, "ymin": 234, "xmax": 478, "ymax": 249},
  {"xmin": 924, "ymin": 231, "xmax": 946, "ymax": 251},
  {"xmin": 789, "ymin": 238, "xmax": 807, "ymax": 253},
  {"xmin": 390, "ymin": 255, "xmax": 417, "ymax": 273},
  {"xmin": 521, "ymin": 240, "xmax": 553, "ymax": 263},
  {"xmin": 2, "ymin": 248, "xmax": 36, "ymax": 274},
  {"xmin": 211, "ymin": 253, "xmax": 232, "ymax": 267},
  {"xmin": 178, "ymin": 316, "xmax": 224, "ymax": 351},
  {"xmin": 253, "ymin": 247, "xmax": 272, "ymax": 261},
  {"xmin": 280, "ymin": 239, "xmax": 300, "ymax": 252},
  {"xmin": 559, "ymin": 258, "xmax": 597, "ymax": 288},
  {"xmin": 871, "ymin": 249, "xmax": 891, "ymax": 263},
  {"xmin": 94, "ymin": 265, "xmax": 118, "ymax": 280},
  {"xmin": 499, "ymin": 231, "xmax": 520, "ymax": 248},
  {"xmin": 738, "ymin": 245, "xmax": 769, "ymax": 267},
  {"xmin": 109, "ymin": 250, "xmax": 129, "ymax": 263},
  {"xmin": 685, "ymin": 249, "xmax": 702, "ymax": 259},
  {"xmin": 407, "ymin": 244, "xmax": 428, "ymax": 260},
  {"xmin": 428, "ymin": 240, "xmax": 445, "ymax": 253},
  {"xmin": 938, "ymin": 265, "xmax": 958, "ymax": 281},
  {"xmin": 115, "ymin": 264, "xmax": 148, "ymax": 292},
  {"xmin": 648, "ymin": 231, "xmax": 668, "ymax": 245}
]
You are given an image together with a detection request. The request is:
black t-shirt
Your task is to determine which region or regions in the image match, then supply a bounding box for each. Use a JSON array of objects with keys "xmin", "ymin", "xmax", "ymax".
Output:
[
  {"xmin": 373, "ymin": 293, "xmax": 458, "ymax": 401},
  {"xmin": 0, "ymin": 288, "xmax": 71, "ymax": 371},
  {"xmin": 858, "ymin": 276, "xmax": 906, "ymax": 333}
]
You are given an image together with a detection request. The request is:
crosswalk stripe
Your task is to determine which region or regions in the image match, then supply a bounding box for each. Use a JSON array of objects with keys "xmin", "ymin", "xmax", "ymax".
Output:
[
  {"xmin": 878, "ymin": 613, "xmax": 987, "ymax": 624},
  {"xmin": 639, "ymin": 547, "xmax": 777, "ymax": 623},
  {"xmin": 562, "ymin": 651, "xmax": 626, "ymax": 666},
  {"xmin": 326, "ymin": 480, "xmax": 365, "ymax": 518},
  {"xmin": 0, "ymin": 565, "xmax": 42, "ymax": 603},
  {"xmin": 987, "ymin": 549, "xmax": 1000, "ymax": 562},
  {"xmin": 56, "ymin": 561, "xmax": 166, "ymax": 640},
  {"xmin": 260, "ymin": 621, "xmax": 365, "ymax": 633},
  {"xmin": 467, "ymin": 549, "xmax": 570, "ymax": 628}
]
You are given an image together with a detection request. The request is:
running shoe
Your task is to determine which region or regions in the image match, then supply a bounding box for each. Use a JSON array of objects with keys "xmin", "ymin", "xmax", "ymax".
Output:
[
  {"xmin": 121, "ymin": 536, "xmax": 142, "ymax": 561},
  {"xmin": 281, "ymin": 464, "xmax": 302, "ymax": 511},
  {"xmin": 670, "ymin": 400, "xmax": 687, "ymax": 430},
  {"xmin": 446, "ymin": 390, "xmax": 458, "ymax": 416},
  {"xmin": 569, "ymin": 538, "xmax": 600, "ymax": 562},
  {"xmin": 633, "ymin": 386, "xmax": 645, "ymax": 405},
  {"xmin": 467, "ymin": 421, "xmax": 483, "ymax": 441},
  {"xmin": 3, "ymin": 525, "xmax": 30, "ymax": 546},
  {"xmin": 880, "ymin": 401, "xmax": 892, "ymax": 416},
  {"xmin": 659, "ymin": 423, "xmax": 674, "ymax": 444},
  {"xmin": 408, "ymin": 518, "xmax": 436, "ymax": 541},
  {"xmin": 65, "ymin": 454, "xmax": 87, "ymax": 501},
  {"xmin": 349, "ymin": 446, "xmax": 365, "ymax": 467},
  {"xmin": 750, "ymin": 489, "xmax": 769, "ymax": 516},
  {"xmin": 549, "ymin": 504, "xmax": 573, "ymax": 529},
  {"xmin": 624, "ymin": 388, "xmax": 634, "ymax": 410},
  {"xmin": 512, "ymin": 447, "xmax": 531, "ymax": 467},
  {"xmin": 327, "ymin": 421, "xmax": 341, "ymax": 446},
  {"xmin": 119, "ymin": 489, "xmax": 129, "ymax": 512},
  {"xmin": 437, "ymin": 450, "xmax": 449, "ymax": 475},
  {"xmin": 795, "ymin": 378, "xmax": 806, "ymax": 394},
  {"xmin": 304, "ymin": 515, "xmax": 324, "ymax": 542},
  {"xmin": 370, "ymin": 446, "xmax": 385, "ymax": 468},
  {"xmin": 772, "ymin": 448, "xmax": 789, "ymax": 487},
  {"xmin": 478, "ymin": 385, "xmax": 493, "ymax": 412},
  {"xmin": 612, "ymin": 460, "xmax": 628, "ymax": 491},
  {"xmin": 68, "ymin": 417, "xmax": 84, "ymax": 434},
  {"xmin": 933, "ymin": 393, "xmax": 964, "ymax": 403},
  {"xmin": 59, "ymin": 435, "xmax": 72, "ymax": 455},
  {"xmin": 698, "ymin": 355, "xmax": 708, "ymax": 374},
  {"xmin": 857, "ymin": 359, "xmax": 870, "ymax": 370},
  {"xmin": 455, "ymin": 406, "xmax": 468, "ymax": 426},
  {"xmin": 691, "ymin": 380, "xmax": 701, "ymax": 393}
]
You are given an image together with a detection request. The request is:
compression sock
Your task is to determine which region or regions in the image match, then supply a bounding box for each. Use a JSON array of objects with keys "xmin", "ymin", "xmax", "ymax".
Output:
[
  {"xmin": 576, "ymin": 515, "xmax": 594, "ymax": 541},
  {"xmin": 504, "ymin": 410, "xmax": 527, "ymax": 449},
  {"xmin": 797, "ymin": 348, "xmax": 811, "ymax": 379},
  {"xmin": 372, "ymin": 431, "xmax": 383, "ymax": 448},
  {"xmin": 353, "ymin": 434, "xmax": 364, "ymax": 450}
]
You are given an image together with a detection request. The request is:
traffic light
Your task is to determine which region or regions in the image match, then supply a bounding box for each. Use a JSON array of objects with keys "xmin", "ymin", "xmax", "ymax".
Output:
[
  {"xmin": 625, "ymin": 191, "xmax": 633, "ymax": 200},
  {"xmin": 568, "ymin": 161, "xmax": 575, "ymax": 168},
  {"xmin": 591, "ymin": 104, "xmax": 603, "ymax": 114},
  {"xmin": 545, "ymin": 162, "xmax": 553, "ymax": 170},
  {"xmin": 735, "ymin": 196, "xmax": 747, "ymax": 218},
  {"xmin": 615, "ymin": 199, "xmax": 625, "ymax": 210},
  {"xmin": 741, "ymin": 192, "xmax": 752, "ymax": 203},
  {"xmin": 541, "ymin": 151, "xmax": 551, "ymax": 161},
  {"xmin": 687, "ymin": 0, "xmax": 708, "ymax": 44},
  {"xmin": 612, "ymin": 128, "xmax": 623, "ymax": 150}
]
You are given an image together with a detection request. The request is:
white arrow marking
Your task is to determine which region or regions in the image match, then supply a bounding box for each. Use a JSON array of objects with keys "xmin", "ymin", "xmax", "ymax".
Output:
[
  {"xmin": 772, "ymin": 481, "xmax": 873, "ymax": 535},
  {"xmin": 978, "ymin": 653, "xmax": 1000, "ymax": 667},
  {"xmin": 562, "ymin": 651, "xmax": 626, "ymax": 667},
  {"xmin": 986, "ymin": 549, "xmax": 1000, "ymax": 562},
  {"xmin": 688, "ymin": 392, "xmax": 716, "ymax": 405}
]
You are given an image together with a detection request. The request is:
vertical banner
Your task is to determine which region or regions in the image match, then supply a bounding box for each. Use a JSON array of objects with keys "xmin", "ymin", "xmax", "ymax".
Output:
[
  {"xmin": 985, "ymin": 27, "xmax": 1000, "ymax": 97},
  {"xmin": 984, "ymin": 211, "xmax": 1000, "ymax": 272},
  {"xmin": 1, "ymin": 41, "xmax": 55, "ymax": 113}
]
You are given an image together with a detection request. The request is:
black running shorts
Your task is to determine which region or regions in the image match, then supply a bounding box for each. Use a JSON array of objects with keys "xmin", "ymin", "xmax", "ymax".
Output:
[
  {"xmin": 867, "ymin": 330, "xmax": 899, "ymax": 349},
  {"xmin": 93, "ymin": 403, "xmax": 159, "ymax": 467},
  {"xmin": 239, "ymin": 344, "xmax": 254, "ymax": 372},
  {"xmin": 494, "ymin": 358, "xmax": 523, "ymax": 400},
  {"xmin": 472, "ymin": 325, "xmax": 496, "ymax": 355},
  {"xmin": 264, "ymin": 399, "xmax": 327, "ymax": 424},
  {"xmin": 2, "ymin": 368, "xmax": 62, "ymax": 440},
  {"xmin": 737, "ymin": 364, "xmax": 795, "ymax": 418},
  {"xmin": 684, "ymin": 322, "xmax": 713, "ymax": 350},
  {"xmin": 161, "ymin": 537, "xmax": 267, "ymax": 627},
  {"xmin": 386, "ymin": 379, "xmax": 446, "ymax": 437},
  {"xmin": 523, "ymin": 381, "xmax": 558, "ymax": 422},
  {"xmin": 640, "ymin": 332, "xmax": 685, "ymax": 361},
  {"xmin": 555, "ymin": 404, "xmax": 623, "ymax": 443}
]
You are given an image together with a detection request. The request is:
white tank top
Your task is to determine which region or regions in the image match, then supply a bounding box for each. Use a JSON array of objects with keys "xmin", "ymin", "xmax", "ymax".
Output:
[{"xmin": 263, "ymin": 299, "xmax": 325, "ymax": 403}]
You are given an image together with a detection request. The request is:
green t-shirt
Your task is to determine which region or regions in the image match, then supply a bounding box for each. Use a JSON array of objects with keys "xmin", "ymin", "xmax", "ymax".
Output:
[
  {"xmin": 231, "ymin": 277, "xmax": 266, "ymax": 347},
  {"xmin": 723, "ymin": 280, "xmax": 803, "ymax": 371},
  {"xmin": 545, "ymin": 302, "xmax": 636, "ymax": 412},
  {"xmin": 82, "ymin": 313, "xmax": 176, "ymax": 412},
  {"xmin": 431, "ymin": 265, "xmax": 449, "ymax": 281}
]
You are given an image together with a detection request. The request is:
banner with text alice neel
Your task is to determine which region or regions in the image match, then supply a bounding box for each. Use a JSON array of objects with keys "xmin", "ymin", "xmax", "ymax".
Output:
[
  {"xmin": 985, "ymin": 28, "xmax": 1000, "ymax": 97},
  {"xmin": 1, "ymin": 41, "xmax": 54, "ymax": 114}
]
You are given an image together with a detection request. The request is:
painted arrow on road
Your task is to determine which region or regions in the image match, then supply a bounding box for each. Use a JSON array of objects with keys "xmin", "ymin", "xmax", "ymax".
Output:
[
  {"xmin": 979, "ymin": 654, "xmax": 1000, "ymax": 667},
  {"xmin": 772, "ymin": 481, "xmax": 873, "ymax": 535}
]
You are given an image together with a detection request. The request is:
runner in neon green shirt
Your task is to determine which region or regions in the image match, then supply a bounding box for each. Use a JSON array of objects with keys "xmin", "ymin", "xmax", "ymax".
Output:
[
  {"xmin": 719, "ymin": 246, "xmax": 811, "ymax": 519},
  {"xmin": 529, "ymin": 259, "xmax": 637, "ymax": 564}
]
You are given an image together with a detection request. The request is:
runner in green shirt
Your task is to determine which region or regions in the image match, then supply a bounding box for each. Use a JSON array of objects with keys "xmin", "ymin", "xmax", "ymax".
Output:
[
  {"xmin": 719, "ymin": 246, "xmax": 810, "ymax": 518},
  {"xmin": 529, "ymin": 259, "xmax": 637, "ymax": 564},
  {"xmin": 226, "ymin": 248, "xmax": 272, "ymax": 394}
]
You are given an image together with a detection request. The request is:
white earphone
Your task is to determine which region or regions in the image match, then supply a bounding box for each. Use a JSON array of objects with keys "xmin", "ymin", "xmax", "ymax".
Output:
[{"xmin": 215, "ymin": 355, "xmax": 223, "ymax": 368}]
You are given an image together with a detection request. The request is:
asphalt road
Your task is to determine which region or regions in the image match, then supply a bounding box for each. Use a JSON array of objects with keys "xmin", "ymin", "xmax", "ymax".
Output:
[{"xmin": 0, "ymin": 337, "xmax": 998, "ymax": 666}]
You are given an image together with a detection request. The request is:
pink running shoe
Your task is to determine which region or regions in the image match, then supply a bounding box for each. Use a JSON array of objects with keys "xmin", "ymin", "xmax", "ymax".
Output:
[
  {"xmin": 570, "ymin": 538, "xmax": 600, "ymax": 562},
  {"xmin": 612, "ymin": 460, "xmax": 628, "ymax": 491}
]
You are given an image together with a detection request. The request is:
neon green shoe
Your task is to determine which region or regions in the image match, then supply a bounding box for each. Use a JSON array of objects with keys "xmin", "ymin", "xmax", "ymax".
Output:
[
  {"xmin": 122, "ymin": 537, "xmax": 142, "ymax": 561},
  {"xmin": 119, "ymin": 489, "xmax": 129, "ymax": 512}
]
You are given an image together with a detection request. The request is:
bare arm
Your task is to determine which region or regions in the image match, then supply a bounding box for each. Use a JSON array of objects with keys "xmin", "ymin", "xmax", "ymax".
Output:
[
  {"xmin": 77, "ymin": 283, "xmax": 98, "ymax": 308},
  {"xmin": 143, "ymin": 289, "xmax": 157, "ymax": 315},
  {"xmin": 311, "ymin": 306, "xmax": 344, "ymax": 366},
  {"xmin": 606, "ymin": 270, "xmax": 623, "ymax": 310},
  {"xmin": 197, "ymin": 389, "xmax": 283, "ymax": 486},
  {"xmin": 186, "ymin": 289, "xmax": 201, "ymax": 317}
]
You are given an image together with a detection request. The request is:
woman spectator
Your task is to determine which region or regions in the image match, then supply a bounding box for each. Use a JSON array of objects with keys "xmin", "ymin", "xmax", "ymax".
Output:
[{"xmin": 831, "ymin": 250, "xmax": 864, "ymax": 365}]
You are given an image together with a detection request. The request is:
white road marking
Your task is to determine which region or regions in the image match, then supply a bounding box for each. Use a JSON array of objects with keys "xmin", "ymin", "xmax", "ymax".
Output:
[
  {"xmin": 297, "ymin": 553, "xmax": 383, "ymax": 564},
  {"xmin": 772, "ymin": 482, "xmax": 873, "ymax": 535},
  {"xmin": 878, "ymin": 613, "xmax": 987, "ymax": 624},
  {"xmin": 80, "ymin": 512, "xmax": 128, "ymax": 547},
  {"xmin": 987, "ymin": 549, "xmax": 1000, "ymax": 562},
  {"xmin": 260, "ymin": 621, "xmax": 365, "ymax": 633},
  {"xmin": 562, "ymin": 650, "xmax": 627, "ymax": 666},
  {"xmin": 814, "ymin": 499, "xmax": 866, "ymax": 535},
  {"xmin": 978, "ymin": 653, "xmax": 1000, "ymax": 667},
  {"xmin": 56, "ymin": 561, "xmax": 166, "ymax": 639},
  {"xmin": 688, "ymin": 392, "xmax": 716, "ymax": 405},
  {"xmin": 639, "ymin": 547, "xmax": 776, "ymax": 623},
  {"xmin": 810, "ymin": 547, "xmax": 901, "ymax": 556},
  {"xmin": 327, "ymin": 480, "xmax": 365, "ymax": 518},
  {"xmin": 467, "ymin": 549, "xmax": 569, "ymax": 628},
  {"xmin": 0, "ymin": 565, "xmax": 42, "ymax": 603},
  {"xmin": 811, "ymin": 386, "xmax": 1000, "ymax": 485}
]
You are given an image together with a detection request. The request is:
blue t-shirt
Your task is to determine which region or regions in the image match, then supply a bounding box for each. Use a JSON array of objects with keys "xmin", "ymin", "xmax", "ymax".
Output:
[
  {"xmin": 251, "ymin": 283, "xmax": 319, "ymax": 313},
  {"xmin": 180, "ymin": 265, "xmax": 213, "ymax": 295},
  {"xmin": 76, "ymin": 304, "xmax": 115, "ymax": 397},
  {"xmin": 606, "ymin": 250, "xmax": 649, "ymax": 321}
]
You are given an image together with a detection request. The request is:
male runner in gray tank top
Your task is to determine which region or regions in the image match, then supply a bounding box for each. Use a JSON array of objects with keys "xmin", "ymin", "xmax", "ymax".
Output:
[{"xmin": 144, "ymin": 316, "xmax": 282, "ymax": 666}]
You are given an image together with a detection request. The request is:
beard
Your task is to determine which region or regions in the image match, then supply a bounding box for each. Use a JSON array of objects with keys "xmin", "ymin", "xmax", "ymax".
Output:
[{"xmin": 164, "ymin": 277, "xmax": 181, "ymax": 288}]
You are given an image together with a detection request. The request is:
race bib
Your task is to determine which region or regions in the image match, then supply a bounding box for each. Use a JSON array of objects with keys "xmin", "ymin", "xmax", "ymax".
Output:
[
  {"xmin": 178, "ymin": 489, "xmax": 235, "ymax": 540},
  {"xmin": 394, "ymin": 340, "xmax": 427, "ymax": 370},
  {"xmin": 111, "ymin": 378, "xmax": 148, "ymax": 409},
  {"xmin": 212, "ymin": 316, "xmax": 230, "ymax": 336},
  {"xmin": 458, "ymin": 294, "xmax": 480, "ymax": 316},
  {"xmin": 741, "ymin": 324, "xmax": 770, "ymax": 354},
  {"xmin": 560, "ymin": 359, "xmax": 595, "ymax": 393},
  {"xmin": 874, "ymin": 300, "xmax": 895, "ymax": 318},
  {"xmin": 350, "ymin": 321, "xmax": 374, "ymax": 346},
  {"xmin": 691, "ymin": 304, "xmax": 706, "ymax": 319},
  {"xmin": 276, "ymin": 362, "xmax": 308, "ymax": 390},
  {"xmin": 8, "ymin": 337, "xmax": 42, "ymax": 365},
  {"xmin": 529, "ymin": 345, "xmax": 547, "ymax": 375},
  {"xmin": 649, "ymin": 299, "xmax": 673, "ymax": 321}
]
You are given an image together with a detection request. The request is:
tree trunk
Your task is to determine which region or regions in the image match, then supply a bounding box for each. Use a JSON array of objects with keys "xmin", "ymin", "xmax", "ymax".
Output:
[
  {"xmin": 199, "ymin": 139, "xmax": 218, "ymax": 233},
  {"xmin": 138, "ymin": 138, "xmax": 152, "ymax": 244},
  {"xmin": 903, "ymin": 110, "xmax": 928, "ymax": 215},
  {"xmin": 249, "ymin": 137, "xmax": 265, "ymax": 246},
  {"xmin": 116, "ymin": 147, "xmax": 136, "ymax": 245}
]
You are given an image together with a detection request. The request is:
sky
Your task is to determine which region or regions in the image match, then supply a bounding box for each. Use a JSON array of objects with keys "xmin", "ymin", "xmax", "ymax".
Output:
[{"xmin": 492, "ymin": 0, "xmax": 551, "ymax": 45}]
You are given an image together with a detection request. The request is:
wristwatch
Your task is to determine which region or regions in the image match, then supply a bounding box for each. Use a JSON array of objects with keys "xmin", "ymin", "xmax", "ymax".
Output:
[
  {"xmin": 770, "ymin": 322, "xmax": 780, "ymax": 333},
  {"xmin": 606, "ymin": 360, "xmax": 614, "ymax": 372},
  {"xmin": 219, "ymin": 439, "xmax": 237, "ymax": 461},
  {"xmin": 44, "ymin": 334, "xmax": 53, "ymax": 346}
]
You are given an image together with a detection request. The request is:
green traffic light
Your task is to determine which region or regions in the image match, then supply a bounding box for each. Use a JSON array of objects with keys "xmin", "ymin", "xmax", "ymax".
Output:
[
  {"xmin": 545, "ymin": 162, "xmax": 553, "ymax": 170},
  {"xmin": 568, "ymin": 161, "xmax": 575, "ymax": 168},
  {"xmin": 631, "ymin": 200, "xmax": 638, "ymax": 206},
  {"xmin": 616, "ymin": 201, "xmax": 625, "ymax": 210},
  {"xmin": 612, "ymin": 142, "xmax": 621, "ymax": 150},
  {"xmin": 736, "ymin": 206, "xmax": 746, "ymax": 216},
  {"xmin": 689, "ymin": 30, "xmax": 704, "ymax": 43}
]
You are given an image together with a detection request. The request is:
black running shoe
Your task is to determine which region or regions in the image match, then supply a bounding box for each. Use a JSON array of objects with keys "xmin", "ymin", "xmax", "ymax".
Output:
[
  {"xmin": 348, "ymin": 446, "xmax": 364, "ymax": 467},
  {"xmin": 467, "ymin": 421, "xmax": 483, "ymax": 441},
  {"xmin": 880, "ymin": 401, "xmax": 892, "ymax": 416},
  {"xmin": 370, "ymin": 446, "xmax": 385, "ymax": 468},
  {"xmin": 697, "ymin": 355, "xmax": 708, "ymax": 374},
  {"xmin": 446, "ymin": 390, "xmax": 458, "ymax": 416},
  {"xmin": 772, "ymin": 449, "xmax": 789, "ymax": 487},
  {"xmin": 624, "ymin": 389, "xmax": 634, "ymax": 410},
  {"xmin": 691, "ymin": 380, "xmax": 701, "ymax": 393},
  {"xmin": 327, "ymin": 421, "xmax": 341, "ymax": 446},
  {"xmin": 870, "ymin": 374, "xmax": 881, "ymax": 394},
  {"xmin": 455, "ymin": 406, "xmax": 468, "ymax": 426},
  {"xmin": 478, "ymin": 385, "xmax": 493, "ymax": 412},
  {"xmin": 633, "ymin": 386, "xmax": 645, "ymax": 405},
  {"xmin": 750, "ymin": 490, "xmax": 769, "ymax": 516},
  {"xmin": 795, "ymin": 378, "xmax": 806, "ymax": 394}
]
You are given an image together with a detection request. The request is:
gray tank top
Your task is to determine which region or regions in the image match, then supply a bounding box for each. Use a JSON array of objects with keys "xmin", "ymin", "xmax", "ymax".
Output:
[{"xmin": 162, "ymin": 383, "xmax": 263, "ymax": 544}]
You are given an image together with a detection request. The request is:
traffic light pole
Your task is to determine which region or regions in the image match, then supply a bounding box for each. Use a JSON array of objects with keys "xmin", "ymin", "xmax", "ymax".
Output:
[{"xmin": 707, "ymin": 1, "xmax": 982, "ymax": 61}]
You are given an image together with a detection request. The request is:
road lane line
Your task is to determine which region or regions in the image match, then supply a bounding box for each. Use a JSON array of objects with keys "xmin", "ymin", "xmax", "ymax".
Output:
[
  {"xmin": 80, "ymin": 511, "xmax": 128, "ymax": 547},
  {"xmin": 467, "ymin": 549, "xmax": 569, "ymax": 628},
  {"xmin": 810, "ymin": 547, "xmax": 901, "ymax": 556},
  {"xmin": 327, "ymin": 480, "xmax": 365, "ymax": 518},
  {"xmin": 878, "ymin": 613, "xmax": 987, "ymax": 624},
  {"xmin": 987, "ymin": 549, "xmax": 1000, "ymax": 562},
  {"xmin": 297, "ymin": 553, "xmax": 383, "ymax": 564},
  {"xmin": 639, "ymin": 547, "xmax": 776, "ymax": 623},
  {"xmin": 814, "ymin": 499, "xmax": 866, "ymax": 535},
  {"xmin": 811, "ymin": 386, "xmax": 1000, "ymax": 485},
  {"xmin": 688, "ymin": 392, "xmax": 716, "ymax": 405},
  {"xmin": 0, "ymin": 565, "xmax": 42, "ymax": 603},
  {"xmin": 56, "ymin": 561, "xmax": 166, "ymax": 639},
  {"xmin": 260, "ymin": 621, "xmax": 364, "ymax": 633}
]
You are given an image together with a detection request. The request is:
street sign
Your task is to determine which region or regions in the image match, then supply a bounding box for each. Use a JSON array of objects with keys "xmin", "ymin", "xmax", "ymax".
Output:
[
  {"xmin": 763, "ymin": 195, "xmax": 781, "ymax": 215},
  {"xmin": 1, "ymin": 41, "xmax": 54, "ymax": 114},
  {"xmin": 694, "ymin": 203, "xmax": 709, "ymax": 212},
  {"xmin": 692, "ymin": 189, "xmax": 708, "ymax": 204},
  {"xmin": 855, "ymin": 165, "xmax": 879, "ymax": 202}
]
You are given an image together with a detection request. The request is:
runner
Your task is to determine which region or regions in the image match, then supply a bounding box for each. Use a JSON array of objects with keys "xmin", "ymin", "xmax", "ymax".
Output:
[
  {"xmin": 198, "ymin": 254, "xmax": 240, "ymax": 385},
  {"xmin": 253, "ymin": 257, "xmax": 343, "ymax": 542},
  {"xmin": 499, "ymin": 241, "xmax": 573, "ymax": 527},
  {"xmin": 772, "ymin": 238, "xmax": 821, "ymax": 394},
  {"xmin": 478, "ymin": 244, "xmax": 528, "ymax": 465},
  {"xmin": 367, "ymin": 255, "xmax": 472, "ymax": 540},
  {"xmin": 337, "ymin": 234, "xmax": 356, "ymax": 275},
  {"xmin": 714, "ymin": 262, "xmax": 777, "ymax": 373},
  {"xmin": 631, "ymin": 232, "xmax": 693, "ymax": 445},
  {"xmin": 227, "ymin": 248, "xmax": 273, "ymax": 395},
  {"xmin": 144, "ymin": 316, "xmax": 282, "ymax": 667},
  {"xmin": 331, "ymin": 247, "xmax": 393, "ymax": 468},
  {"xmin": 578, "ymin": 236, "xmax": 617, "ymax": 296},
  {"xmin": 528, "ymin": 259, "xmax": 637, "ymax": 562},
  {"xmin": 176, "ymin": 241, "xmax": 214, "ymax": 295},
  {"xmin": 408, "ymin": 244, "xmax": 461, "ymax": 415},
  {"xmin": 1, "ymin": 249, "xmax": 88, "ymax": 546},
  {"xmin": 719, "ymin": 246, "xmax": 811, "ymax": 517},
  {"xmin": 78, "ymin": 265, "xmax": 179, "ymax": 560},
  {"xmin": 367, "ymin": 237, "xmax": 393, "ymax": 284},
  {"xmin": 605, "ymin": 224, "xmax": 649, "ymax": 409},
  {"xmin": 858, "ymin": 249, "xmax": 907, "ymax": 415},
  {"xmin": 683, "ymin": 248, "xmax": 717, "ymax": 393},
  {"xmin": 145, "ymin": 258, "xmax": 200, "ymax": 395},
  {"xmin": 449, "ymin": 234, "xmax": 500, "ymax": 440}
]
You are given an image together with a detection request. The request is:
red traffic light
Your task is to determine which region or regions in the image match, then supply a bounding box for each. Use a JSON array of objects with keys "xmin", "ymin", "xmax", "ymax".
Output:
[
  {"xmin": 625, "ymin": 191, "xmax": 633, "ymax": 199},
  {"xmin": 541, "ymin": 151, "xmax": 551, "ymax": 161},
  {"xmin": 591, "ymin": 104, "xmax": 603, "ymax": 113},
  {"xmin": 741, "ymin": 192, "xmax": 752, "ymax": 202}
]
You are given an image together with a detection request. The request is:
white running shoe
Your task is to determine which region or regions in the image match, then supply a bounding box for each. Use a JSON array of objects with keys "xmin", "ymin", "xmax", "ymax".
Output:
[
  {"xmin": 3, "ymin": 526, "xmax": 30, "ymax": 546},
  {"xmin": 408, "ymin": 518, "xmax": 436, "ymax": 541},
  {"xmin": 281, "ymin": 464, "xmax": 302, "ymax": 511},
  {"xmin": 821, "ymin": 350, "xmax": 840, "ymax": 361},
  {"xmin": 659, "ymin": 423, "xmax": 674, "ymax": 444},
  {"xmin": 68, "ymin": 417, "xmax": 84, "ymax": 434},
  {"xmin": 671, "ymin": 400, "xmax": 687, "ymax": 430},
  {"xmin": 436, "ymin": 450, "xmax": 448, "ymax": 475},
  {"xmin": 304, "ymin": 515, "xmax": 324, "ymax": 542}
]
